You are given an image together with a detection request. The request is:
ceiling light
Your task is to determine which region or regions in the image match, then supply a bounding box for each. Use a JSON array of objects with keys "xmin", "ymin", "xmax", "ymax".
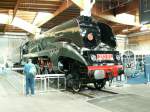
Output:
[{"xmin": 116, "ymin": 34, "xmax": 127, "ymax": 37}]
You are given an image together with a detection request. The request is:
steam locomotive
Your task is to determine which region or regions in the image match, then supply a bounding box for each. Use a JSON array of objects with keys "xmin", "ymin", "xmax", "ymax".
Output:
[{"xmin": 22, "ymin": 16, "xmax": 124, "ymax": 92}]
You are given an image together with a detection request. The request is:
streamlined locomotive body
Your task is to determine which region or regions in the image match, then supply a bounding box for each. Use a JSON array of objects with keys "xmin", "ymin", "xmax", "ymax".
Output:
[{"xmin": 22, "ymin": 16, "xmax": 124, "ymax": 91}]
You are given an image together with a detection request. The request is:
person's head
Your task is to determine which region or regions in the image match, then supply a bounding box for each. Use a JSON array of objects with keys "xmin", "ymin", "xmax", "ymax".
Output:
[
  {"xmin": 28, "ymin": 59, "xmax": 32, "ymax": 63},
  {"xmin": 41, "ymin": 59, "xmax": 44, "ymax": 65},
  {"xmin": 87, "ymin": 32, "xmax": 94, "ymax": 41}
]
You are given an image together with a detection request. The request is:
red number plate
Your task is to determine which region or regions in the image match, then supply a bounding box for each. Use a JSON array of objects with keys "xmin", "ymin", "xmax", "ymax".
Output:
[{"xmin": 96, "ymin": 54, "xmax": 113, "ymax": 60}]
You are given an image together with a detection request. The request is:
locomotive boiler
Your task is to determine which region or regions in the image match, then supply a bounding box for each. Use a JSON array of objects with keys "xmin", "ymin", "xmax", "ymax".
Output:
[{"xmin": 22, "ymin": 16, "xmax": 124, "ymax": 92}]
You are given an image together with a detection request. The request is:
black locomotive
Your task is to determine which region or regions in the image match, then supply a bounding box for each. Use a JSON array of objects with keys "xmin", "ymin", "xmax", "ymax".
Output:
[{"xmin": 22, "ymin": 16, "xmax": 124, "ymax": 91}]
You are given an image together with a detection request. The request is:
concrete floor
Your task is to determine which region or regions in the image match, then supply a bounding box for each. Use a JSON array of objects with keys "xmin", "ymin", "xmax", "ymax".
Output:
[
  {"xmin": 0, "ymin": 92, "xmax": 111, "ymax": 112},
  {"xmin": 1, "ymin": 70, "xmax": 150, "ymax": 112},
  {"xmin": 0, "ymin": 70, "xmax": 110, "ymax": 112},
  {"xmin": 88, "ymin": 94, "xmax": 150, "ymax": 112}
]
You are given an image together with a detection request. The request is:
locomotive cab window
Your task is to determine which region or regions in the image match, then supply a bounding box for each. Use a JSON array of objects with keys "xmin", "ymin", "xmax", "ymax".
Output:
[{"xmin": 82, "ymin": 30, "xmax": 97, "ymax": 49}]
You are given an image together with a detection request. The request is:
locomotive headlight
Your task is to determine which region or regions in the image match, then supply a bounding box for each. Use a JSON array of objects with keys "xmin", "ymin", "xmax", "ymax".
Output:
[
  {"xmin": 90, "ymin": 54, "xmax": 96, "ymax": 61},
  {"xmin": 94, "ymin": 70, "xmax": 105, "ymax": 79},
  {"xmin": 80, "ymin": 29, "xmax": 87, "ymax": 37},
  {"xmin": 116, "ymin": 55, "xmax": 121, "ymax": 60}
]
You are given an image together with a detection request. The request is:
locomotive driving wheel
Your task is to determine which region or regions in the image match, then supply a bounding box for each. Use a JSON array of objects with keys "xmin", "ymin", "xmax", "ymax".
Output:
[
  {"xmin": 94, "ymin": 79, "xmax": 106, "ymax": 90},
  {"xmin": 66, "ymin": 73, "xmax": 81, "ymax": 92},
  {"xmin": 72, "ymin": 79, "xmax": 81, "ymax": 92}
]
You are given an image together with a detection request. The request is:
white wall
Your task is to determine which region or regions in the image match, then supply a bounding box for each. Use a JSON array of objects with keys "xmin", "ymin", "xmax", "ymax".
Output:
[
  {"xmin": 0, "ymin": 33, "xmax": 28, "ymax": 65},
  {"xmin": 116, "ymin": 36, "xmax": 127, "ymax": 54},
  {"xmin": 128, "ymin": 33, "xmax": 150, "ymax": 55}
]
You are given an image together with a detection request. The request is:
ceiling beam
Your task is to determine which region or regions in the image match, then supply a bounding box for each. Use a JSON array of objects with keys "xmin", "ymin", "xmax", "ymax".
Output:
[
  {"xmin": 70, "ymin": 0, "xmax": 84, "ymax": 10},
  {"xmin": 0, "ymin": 13, "xmax": 40, "ymax": 34},
  {"xmin": 36, "ymin": 0, "xmax": 73, "ymax": 27},
  {"xmin": 71, "ymin": 0, "xmax": 139, "ymax": 26},
  {"xmin": 114, "ymin": 0, "xmax": 139, "ymax": 15},
  {"xmin": 19, "ymin": 4, "xmax": 60, "ymax": 8},
  {"xmin": 3, "ymin": 24, "xmax": 8, "ymax": 33},
  {"xmin": 36, "ymin": 0, "xmax": 62, "ymax": 1},
  {"xmin": 0, "ymin": 24, "xmax": 6, "ymax": 32},
  {"xmin": 12, "ymin": 0, "xmax": 21, "ymax": 22},
  {"xmin": 92, "ymin": 6, "xmax": 137, "ymax": 26},
  {"xmin": 20, "ymin": 3, "xmax": 60, "ymax": 6},
  {"xmin": 53, "ymin": 0, "xmax": 73, "ymax": 17}
]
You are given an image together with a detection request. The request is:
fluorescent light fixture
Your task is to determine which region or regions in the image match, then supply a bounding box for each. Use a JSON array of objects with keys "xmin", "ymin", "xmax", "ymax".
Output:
[
  {"xmin": 116, "ymin": 34, "xmax": 127, "ymax": 37},
  {"xmin": 3, "ymin": 32, "xmax": 27, "ymax": 36},
  {"xmin": 116, "ymin": 13, "xmax": 135, "ymax": 25},
  {"xmin": 33, "ymin": 12, "xmax": 54, "ymax": 26}
]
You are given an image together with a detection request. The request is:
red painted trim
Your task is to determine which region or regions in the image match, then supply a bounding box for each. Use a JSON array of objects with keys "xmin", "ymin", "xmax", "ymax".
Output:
[
  {"xmin": 87, "ymin": 65, "xmax": 122, "ymax": 70},
  {"xmin": 87, "ymin": 65, "xmax": 123, "ymax": 77}
]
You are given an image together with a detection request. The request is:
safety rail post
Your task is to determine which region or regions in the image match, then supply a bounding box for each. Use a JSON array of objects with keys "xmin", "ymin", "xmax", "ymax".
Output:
[
  {"xmin": 23, "ymin": 77, "xmax": 25, "ymax": 95},
  {"xmin": 44, "ymin": 74, "xmax": 66, "ymax": 91},
  {"xmin": 35, "ymin": 75, "xmax": 46, "ymax": 93},
  {"xmin": 34, "ymin": 74, "xmax": 66, "ymax": 93},
  {"xmin": 147, "ymin": 73, "xmax": 150, "ymax": 85}
]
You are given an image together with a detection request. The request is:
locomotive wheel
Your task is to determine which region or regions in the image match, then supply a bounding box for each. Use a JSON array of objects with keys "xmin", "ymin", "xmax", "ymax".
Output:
[
  {"xmin": 72, "ymin": 79, "xmax": 81, "ymax": 92},
  {"xmin": 66, "ymin": 74, "xmax": 81, "ymax": 92},
  {"xmin": 94, "ymin": 79, "xmax": 106, "ymax": 90}
]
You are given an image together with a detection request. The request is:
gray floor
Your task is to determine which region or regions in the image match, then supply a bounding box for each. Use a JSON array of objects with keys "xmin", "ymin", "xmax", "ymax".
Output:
[
  {"xmin": 1, "ymin": 70, "xmax": 150, "ymax": 112},
  {"xmin": 0, "ymin": 70, "xmax": 110, "ymax": 112},
  {"xmin": 88, "ymin": 94, "xmax": 150, "ymax": 112}
]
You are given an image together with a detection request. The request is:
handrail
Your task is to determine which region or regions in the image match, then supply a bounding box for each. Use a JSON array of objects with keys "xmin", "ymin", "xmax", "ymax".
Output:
[{"xmin": 34, "ymin": 74, "xmax": 66, "ymax": 93}]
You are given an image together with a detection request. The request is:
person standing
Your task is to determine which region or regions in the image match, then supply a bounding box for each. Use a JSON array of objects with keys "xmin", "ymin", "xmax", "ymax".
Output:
[
  {"xmin": 47, "ymin": 59, "xmax": 54, "ymax": 74},
  {"xmin": 23, "ymin": 59, "xmax": 36, "ymax": 96}
]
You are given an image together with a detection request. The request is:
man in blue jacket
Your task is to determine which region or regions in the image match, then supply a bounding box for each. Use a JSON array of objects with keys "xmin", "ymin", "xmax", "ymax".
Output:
[{"xmin": 23, "ymin": 59, "xmax": 36, "ymax": 96}]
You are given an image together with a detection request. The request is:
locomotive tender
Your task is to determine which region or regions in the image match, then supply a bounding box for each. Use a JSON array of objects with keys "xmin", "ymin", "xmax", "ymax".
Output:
[{"xmin": 22, "ymin": 16, "xmax": 124, "ymax": 91}]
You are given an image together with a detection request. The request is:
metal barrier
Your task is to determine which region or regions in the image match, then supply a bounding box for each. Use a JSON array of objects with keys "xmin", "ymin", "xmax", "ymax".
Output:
[
  {"xmin": 110, "ymin": 74, "xmax": 127, "ymax": 87},
  {"xmin": 34, "ymin": 74, "xmax": 66, "ymax": 93},
  {"xmin": 11, "ymin": 67, "xmax": 24, "ymax": 71}
]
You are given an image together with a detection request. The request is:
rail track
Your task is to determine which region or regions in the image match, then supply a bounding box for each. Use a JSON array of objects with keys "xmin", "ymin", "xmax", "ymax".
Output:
[{"xmin": 65, "ymin": 85, "xmax": 119, "ymax": 99}]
